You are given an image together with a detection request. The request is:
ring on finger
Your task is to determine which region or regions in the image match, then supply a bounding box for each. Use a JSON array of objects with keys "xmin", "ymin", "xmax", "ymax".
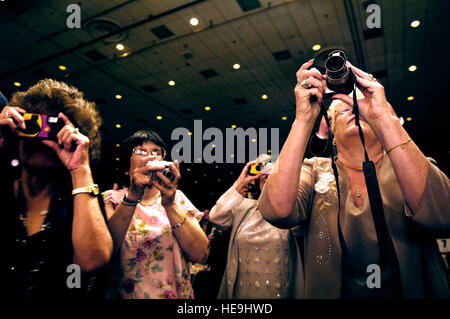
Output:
[
  {"xmin": 167, "ymin": 183, "xmax": 174, "ymax": 189},
  {"xmin": 368, "ymin": 74, "xmax": 376, "ymax": 82},
  {"xmin": 73, "ymin": 127, "xmax": 79, "ymax": 134},
  {"xmin": 300, "ymin": 79, "xmax": 311, "ymax": 89}
]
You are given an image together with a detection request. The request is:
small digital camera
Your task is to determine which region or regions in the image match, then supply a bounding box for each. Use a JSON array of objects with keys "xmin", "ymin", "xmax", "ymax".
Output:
[
  {"xmin": 17, "ymin": 113, "xmax": 64, "ymax": 141},
  {"xmin": 147, "ymin": 161, "xmax": 176, "ymax": 183},
  {"xmin": 249, "ymin": 162, "xmax": 266, "ymax": 175}
]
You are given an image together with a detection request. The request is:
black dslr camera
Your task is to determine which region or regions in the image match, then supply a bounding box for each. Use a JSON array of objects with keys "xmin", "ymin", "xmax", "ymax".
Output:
[
  {"xmin": 325, "ymin": 50, "xmax": 354, "ymax": 95},
  {"xmin": 147, "ymin": 161, "xmax": 176, "ymax": 183},
  {"xmin": 16, "ymin": 113, "xmax": 64, "ymax": 140}
]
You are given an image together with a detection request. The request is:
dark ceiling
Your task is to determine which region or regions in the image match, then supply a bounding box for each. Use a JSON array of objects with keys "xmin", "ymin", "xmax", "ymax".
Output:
[{"xmin": 1, "ymin": 0, "xmax": 449, "ymax": 210}]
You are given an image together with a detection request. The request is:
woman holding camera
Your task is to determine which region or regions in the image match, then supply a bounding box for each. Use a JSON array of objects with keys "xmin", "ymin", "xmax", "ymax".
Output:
[
  {"xmin": 106, "ymin": 130, "xmax": 208, "ymax": 299},
  {"xmin": 258, "ymin": 59, "xmax": 449, "ymax": 298},
  {"xmin": 0, "ymin": 79, "xmax": 113, "ymax": 299},
  {"xmin": 208, "ymin": 155, "xmax": 304, "ymax": 299}
]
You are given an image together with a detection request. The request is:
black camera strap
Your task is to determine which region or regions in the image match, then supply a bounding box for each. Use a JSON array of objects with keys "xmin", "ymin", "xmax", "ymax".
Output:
[{"xmin": 320, "ymin": 72, "xmax": 390, "ymax": 273}]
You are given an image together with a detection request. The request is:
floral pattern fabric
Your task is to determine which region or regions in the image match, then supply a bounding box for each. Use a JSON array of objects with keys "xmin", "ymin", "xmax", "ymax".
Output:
[{"xmin": 118, "ymin": 190, "xmax": 203, "ymax": 299}]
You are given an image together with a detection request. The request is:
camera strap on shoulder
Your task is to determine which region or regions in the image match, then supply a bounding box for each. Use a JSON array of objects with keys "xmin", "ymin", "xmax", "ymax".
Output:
[{"xmin": 320, "ymin": 71, "xmax": 390, "ymax": 272}]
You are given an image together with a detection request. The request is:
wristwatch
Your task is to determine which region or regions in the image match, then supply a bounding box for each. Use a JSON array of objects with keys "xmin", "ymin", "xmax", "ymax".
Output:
[{"xmin": 72, "ymin": 184, "xmax": 99, "ymax": 196}]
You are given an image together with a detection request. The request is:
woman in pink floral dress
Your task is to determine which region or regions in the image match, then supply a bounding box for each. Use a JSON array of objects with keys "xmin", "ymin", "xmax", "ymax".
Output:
[{"xmin": 106, "ymin": 130, "xmax": 208, "ymax": 299}]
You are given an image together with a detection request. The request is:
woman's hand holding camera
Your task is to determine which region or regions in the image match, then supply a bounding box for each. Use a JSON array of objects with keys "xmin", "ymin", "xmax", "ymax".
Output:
[
  {"xmin": 128, "ymin": 156, "xmax": 165, "ymax": 201},
  {"xmin": 152, "ymin": 161, "xmax": 181, "ymax": 207},
  {"xmin": 294, "ymin": 59, "xmax": 326, "ymax": 123},
  {"xmin": 0, "ymin": 106, "xmax": 26, "ymax": 133},
  {"xmin": 331, "ymin": 61, "xmax": 393, "ymax": 131},
  {"xmin": 233, "ymin": 161, "xmax": 261, "ymax": 197},
  {"xmin": 41, "ymin": 113, "xmax": 90, "ymax": 173}
]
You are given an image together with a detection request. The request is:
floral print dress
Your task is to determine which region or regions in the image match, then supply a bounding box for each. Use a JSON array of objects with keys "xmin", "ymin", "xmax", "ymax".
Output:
[{"xmin": 118, "ymin": 190, "xmax": 203, "ymax": 299}]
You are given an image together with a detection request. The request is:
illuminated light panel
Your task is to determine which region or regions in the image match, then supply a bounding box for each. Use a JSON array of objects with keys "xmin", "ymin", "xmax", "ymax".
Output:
[
  {"xmin": 204, "ymin": 106, "xmax": 211, "ymax": 111},
  {"xmin": 312, "ymin": 44, "xmax": 321, "ymax": 51},
  {"xmin": 115, "ymin": 94, "xmax": 122, "ymax": 99},
  {"xmin": 59, "ymin": 65, "xmax": 67, "ymax": 71},
  {"xmin": 156, "ymin": 115, "xmax": 163, "ymax": 120},
  {"xmin": 408, "ymin": 65, "xmax": 417, "ymax": 72},
  {"xmin": 261, "ymin": 94, "xmax": 268, "ymax": 100},
  {"xmin": 407, "ymin": 96, "xmax": 414, "ymax": 101},
  {"xmin": 14, "ymin": 82, "xmax": 21, "ymax": 87},
  {"xmin": 168, "ymin": 80, "xmax": 176, "ymax": 86},
  {"xmin": 233, "ymin": 63, "xmax": 241, "ymax": 70},
  {"xmin": 116, "ymin": 43, "xmax": 125, "ymax": 51}
]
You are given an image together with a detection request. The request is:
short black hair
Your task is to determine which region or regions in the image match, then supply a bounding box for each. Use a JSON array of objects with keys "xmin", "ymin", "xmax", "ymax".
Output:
[{"xmin": 120, "ymin": 130, "xmax": 167, "ymax": 172}]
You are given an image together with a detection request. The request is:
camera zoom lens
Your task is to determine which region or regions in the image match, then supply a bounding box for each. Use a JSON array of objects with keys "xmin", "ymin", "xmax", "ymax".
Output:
[{"xmin": 325, "ymin": 56, "xmax": 346, "ymax": 78}]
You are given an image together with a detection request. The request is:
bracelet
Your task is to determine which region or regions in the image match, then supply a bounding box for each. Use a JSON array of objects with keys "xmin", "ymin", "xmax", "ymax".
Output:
[
  {"xmin": 122, "ymin": 193, "xmax": 141, "ymax": 207},
  {"xmin": 172, "ymin": 215, "xmax": 187, "ymax": 231},
  {"xmin": 386, "ymin": 138, "xmax": 412, "ymax": 154}
]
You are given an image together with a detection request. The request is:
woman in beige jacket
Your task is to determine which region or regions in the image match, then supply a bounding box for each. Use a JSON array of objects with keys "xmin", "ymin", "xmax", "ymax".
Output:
[{"xmin": 209, "ymin": 156, "xmax": 304, "ymax": 299}]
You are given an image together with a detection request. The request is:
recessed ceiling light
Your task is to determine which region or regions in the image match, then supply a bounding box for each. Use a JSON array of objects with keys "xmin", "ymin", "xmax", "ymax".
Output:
[
  {"xmin": 231, "ymin": 124, "xmax": 237, "ymax": 128},
  {"xmin": 115, "ymin": 124, "xmax": 121, "ymax": 128},
  {"xmin": 407, "ymin": 96, "xmax": 414, "ymax": 101},
  {"xmin": 115, "ymin": 158, "xmax": 120, "ymax": 161},
  {"xmin": 251, "ymin": 138, "xmax": 257, "ymax": 142},
  {"xmin": 116, "ymin": 144, "xmax": 120, "ymax": 147},
  {"xmin": 281, "ymin": 116, "xmax": 288, "ymax": 120},
  {"xmin": 115, "ymin": 94, "xmax": 122, "ymax": 99},
  {"xmin": 204, "ymin": 106, "xmax": 211, "ymax": 111},
  {"xmin": 187, "ymin": 168, "xmax": 191, "ymax": 172},
  {"xmin": 156, "ymin": 115, "xmax": 163, "ymax": 120},
  {"xmin": 410, "ymin": 20, "xmax": 420, "ymax": 28},
  {"xmin": 188, "ymin": 132, "xmax": 192, "ymax": 135},
  {"xmin": 215, "ymin": 165, "xmax": 219, "ymax": 168},
  {"xmin": 58, "ymin": 65, "xmax": 67, "ymax": 71},
  {"xmin": 406, "ymin": 117, "xmax": 413, "ymax": 121},
  {"xmin": 268, "ymin": 150, "xmax": 271, "ymax": 154},
  {"xmin": 168, "ymin": 80, "xmax": 176, "ymax": 86},
  {"xmin": 190, "ymin": 17, "xmax": 199, "ymax": 26},
  {"xmin": 14, "ymin": 82, "xmax": 21, "ymax": 87},
  {"xmin": 211, "ymin": 144, "xmax": 216, "ymax": 148},
  {"xmin": 312, "ymin": 44, "xmax": 321, "ymax": 51},
  {"xmin": 116, "ymin": 43, "xmax": 125, "ymax": 51},
  {"xmin": 261, "ymin": 94, "xmax": 268, "ymax": 100},
  {"xmin": 233, "ymin": 63, "xmax": 241, "ymax": 70},
  {"xmin": 194, "ymin": 181, "xmax": 198, "ymax": 184},
  {"xmin": 408, "ymin": 65, "xmax": 417, "ymax": 72}
]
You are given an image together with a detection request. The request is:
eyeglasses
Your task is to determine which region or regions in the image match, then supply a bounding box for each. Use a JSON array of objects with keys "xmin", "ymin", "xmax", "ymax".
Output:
[{"xmin": 132, "ymin": 147, "xmax": 165, "ymax": 158}]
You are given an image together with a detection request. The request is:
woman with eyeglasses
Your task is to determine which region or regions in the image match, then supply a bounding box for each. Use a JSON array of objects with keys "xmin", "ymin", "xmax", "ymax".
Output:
[{"xmin": 105, "ymin": 130, "xmax": 208, "ymax": 299}]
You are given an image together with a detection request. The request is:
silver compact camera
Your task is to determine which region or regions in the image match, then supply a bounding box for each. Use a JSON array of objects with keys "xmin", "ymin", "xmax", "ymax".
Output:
[{"xmin": 146, "ymin": 160, "xmax": 175, "ymax": 183}]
